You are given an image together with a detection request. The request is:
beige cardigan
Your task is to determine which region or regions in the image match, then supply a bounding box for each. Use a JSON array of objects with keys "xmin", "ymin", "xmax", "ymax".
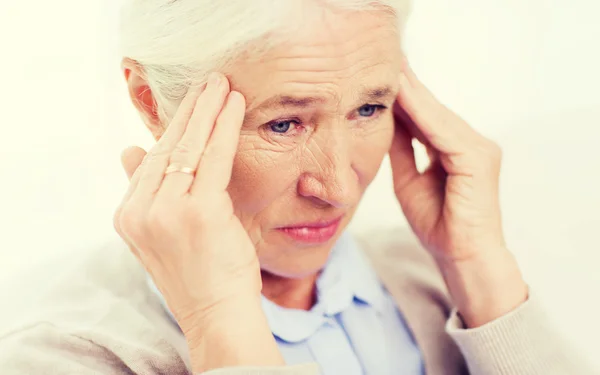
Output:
[{"xmin": 0, "ymin": 228, "xmax": 593, "ymax": 375}]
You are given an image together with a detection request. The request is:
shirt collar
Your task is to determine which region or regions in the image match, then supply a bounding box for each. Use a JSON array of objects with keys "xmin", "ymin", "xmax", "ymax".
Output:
[
  {"xmin": 146, "ymin": 231, "xmax": 387, "ymax": 343},
  {"xmin": 262, "ymin": 231, "xmax": 386, "ymax": 343}
]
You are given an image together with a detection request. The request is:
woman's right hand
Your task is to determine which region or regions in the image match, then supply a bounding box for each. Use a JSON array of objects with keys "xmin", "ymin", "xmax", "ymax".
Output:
[{"xmin": 113, "ymin": 73, "xmax": 282, "ymax": 370}]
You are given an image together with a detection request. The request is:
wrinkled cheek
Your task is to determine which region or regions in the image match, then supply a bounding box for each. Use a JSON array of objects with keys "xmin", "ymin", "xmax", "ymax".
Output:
[
  {"xmin": 353, "ymin": 122, "xmax": 394, "ymax": 187},
  {"xmin": 227, "ymin": 147, "xmax": 298, "ymax": 218}
]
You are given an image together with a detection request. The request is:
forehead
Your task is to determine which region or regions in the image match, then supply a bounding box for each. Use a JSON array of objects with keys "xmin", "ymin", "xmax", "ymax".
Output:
[{"xmin": 228, "ymin": 9, "xmax": 403, "ymax": 110}]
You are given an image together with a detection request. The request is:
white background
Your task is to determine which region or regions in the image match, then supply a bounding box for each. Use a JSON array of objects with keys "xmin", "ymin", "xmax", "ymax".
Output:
[{"xmin": 0, "ymin": 0, "xmax": 599, "ymax": 368}]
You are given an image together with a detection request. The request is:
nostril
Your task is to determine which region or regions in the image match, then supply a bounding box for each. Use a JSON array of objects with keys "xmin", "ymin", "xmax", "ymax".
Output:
[
  {"xmin": 305, "ymin": 196, "xmax": 334, "ymax": 209},
  {"xmin": 297, "ymin": 164, "xmax": 358, "ymax": 208}
]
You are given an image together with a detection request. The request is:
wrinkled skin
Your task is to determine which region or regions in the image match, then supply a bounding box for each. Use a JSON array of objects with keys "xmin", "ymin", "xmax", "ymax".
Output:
[
  {"xmin": 123, "ymin": 8, "xmax": 404, "ymax": 310},
  {"xmin": 226, "ymin": 12, "xmax": 403, "ymax": 281},
  {"xmin": 118, "ymin": 9, "xmax": 526, "ymax": 368}
]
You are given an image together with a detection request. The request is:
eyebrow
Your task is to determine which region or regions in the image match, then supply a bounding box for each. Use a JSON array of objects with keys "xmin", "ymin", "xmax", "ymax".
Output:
[
  {"xmin": 358, "ymin": 85, "xmax": 395, "ymax": 103},
  {"xmin": 245, "ymin": 85, "xmax": 397, "ymax": 120},
  {"xmin": 250, "ymin": 95, "xmax": 326, "ymax": 112}
]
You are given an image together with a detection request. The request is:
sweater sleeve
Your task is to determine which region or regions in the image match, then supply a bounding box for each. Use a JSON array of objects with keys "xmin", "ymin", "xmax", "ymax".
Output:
[
  {"xmin": 0, "ymin": 322, "xmax": 320, "ymax": 375},
  {"xmin": 200, "ymin": 364, "xmax": 320, "ymax": 375},
  {"xmin": 445, "ymin": 291, "xmax": 598, "ymax": 375},
  {"xmin": 0, "ymin": 324, "xmax": 133, "ymax": 375}
]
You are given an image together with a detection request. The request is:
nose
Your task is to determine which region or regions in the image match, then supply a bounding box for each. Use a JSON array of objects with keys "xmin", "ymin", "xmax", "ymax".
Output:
[{"xmin": 297, "ymin": 131, "xmax": 359, "ymax": 209}]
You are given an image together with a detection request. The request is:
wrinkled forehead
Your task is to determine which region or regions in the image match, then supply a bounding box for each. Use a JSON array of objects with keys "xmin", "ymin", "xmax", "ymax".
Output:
[{"xmin": 227, "ymin": 9, "xmax": 403, "ymax": 110}]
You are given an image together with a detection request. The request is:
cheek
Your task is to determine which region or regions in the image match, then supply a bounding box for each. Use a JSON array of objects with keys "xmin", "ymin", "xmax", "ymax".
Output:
[
  {"xmin": 227, "ymin": 136, "xmax": 299, "ymax": 215},
  {"xmin": 352, "ymin": 116, "xmax": 394, "ymax": 184}
]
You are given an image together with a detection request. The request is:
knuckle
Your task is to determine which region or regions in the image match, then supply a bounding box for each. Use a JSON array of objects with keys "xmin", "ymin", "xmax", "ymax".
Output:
[
  {"xmin": 184, "ymin": 203, "xmax": 210, "ymax": 224},
  {"xmin": 201, "ymin": 144, "xmax": 216, "ymax": 160},
  {"xmin": 433, "ymin": 105, "xmax": 452, "ymax": 127},
  {"xmin": 146, "ymin": 199, "xmax": 210, "ymax": 235},
  {"xmin": 140, "ymin": 152, "xmax": 157, "ymax": 166},
  {"xmin": 202, "ymin": 143, "xmax": 227, "ymax": 165},
  {"xmin": 142, "ymin": 149, "xmax": 168, "ymax": 168},
  {"xmin": 471, "ymin": 139, "xmax": 502, "ymax": 173},
  {"xmin": 172, "ymin": 142, "xmax": 193, "ymax": 159},
  {"xmin": 147, "ymin": 202, "xmax": 179, "ymax": 233},
  {"xmin": 146, "ymin": 206, "xmax": 167, "ymax": 229},
  {"xmin": 148, "ymin": 143, "xmax": 171, "ymax": 158},
  {"xmin": 484, "ymin": 140, "xmax": 502, "ymax": 161},
  {"xmin": 118, "ymin": 203, "xmax": 145, "ymax": 240},
  {"xmin": 113, "ymin": 205, "xmax": 125, "ymax": 234}
]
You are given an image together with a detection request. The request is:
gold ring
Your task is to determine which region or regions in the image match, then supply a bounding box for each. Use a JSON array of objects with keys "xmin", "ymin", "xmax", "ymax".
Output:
[{"xmin": 165, "ymin": 164, "xmax": 196, "ymax": 176}]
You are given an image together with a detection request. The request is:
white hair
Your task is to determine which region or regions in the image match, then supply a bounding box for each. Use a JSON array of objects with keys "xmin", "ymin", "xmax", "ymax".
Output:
[{"xmin": 118, "ymin": 0, "xmax": 412, "ymax": 125}]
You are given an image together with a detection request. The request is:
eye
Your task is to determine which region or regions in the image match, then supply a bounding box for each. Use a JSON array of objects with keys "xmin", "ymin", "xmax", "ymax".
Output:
[
  {"xmin": 262, "ymin": 118, "xmax": 304, "ymax": 139},
  {"xmin": 357, "ymin": 104, "xmax": 385, "ymax": 117},
  {"xmin": 269, "ymin": 120, "xmax": 295, "ymax": 134}
]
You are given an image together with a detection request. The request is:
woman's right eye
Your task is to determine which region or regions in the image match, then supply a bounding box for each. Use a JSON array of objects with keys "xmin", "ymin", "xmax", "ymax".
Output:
[{"xmin": 269, "ymin": 120, "xmax": 295, "ymax": 134}]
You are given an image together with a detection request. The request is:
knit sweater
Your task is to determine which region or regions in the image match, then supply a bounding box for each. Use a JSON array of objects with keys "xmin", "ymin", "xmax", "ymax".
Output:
[{"xmin": 0, "ymin": 228, "xmax": 594, "ymax": 374}]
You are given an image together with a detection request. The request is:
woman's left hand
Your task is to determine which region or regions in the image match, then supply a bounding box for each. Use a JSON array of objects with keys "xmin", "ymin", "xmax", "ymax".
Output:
[{"xmin": 389, "ymin": 58, "xmax": 528, "ymax": 327}]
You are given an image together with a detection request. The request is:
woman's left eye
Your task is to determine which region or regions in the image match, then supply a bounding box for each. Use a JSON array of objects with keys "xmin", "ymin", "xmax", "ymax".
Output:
[
  {"xmin": 357, "ymin": 104, "xmax": 385, "ymax": 117},
  {"xmin": 269, "ymin": 120, "xmax": 295, "ymax": 134}
]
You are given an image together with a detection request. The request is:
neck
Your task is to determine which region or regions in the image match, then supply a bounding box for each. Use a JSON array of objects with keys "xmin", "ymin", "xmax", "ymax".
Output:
[{"xmin": 261, "ymin": 270, "xmax": 319, "ymax": 311}]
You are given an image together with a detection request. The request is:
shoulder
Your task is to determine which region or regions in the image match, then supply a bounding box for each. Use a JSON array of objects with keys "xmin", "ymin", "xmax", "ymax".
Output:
[
  {"xmin": 353, "ymin": 226, "xmax": 440, "ymax": 281},
  {"xmin": 0, "ymin": 240, "xmax": 189, "ymax": 374},
  {"xmin": 353, "ymin": 227, "xmax": 469, "ymax": 374},
  {"xmin": 353, "ymin": 226, "xmax": 453, "ymax": 314},
  {"xmin": 1, "ymin": 240, "xmax": 148, "ymax": 333},
  {"xmin": 0, "ymin": 322, "xmax": 190, "ymax": 375}
]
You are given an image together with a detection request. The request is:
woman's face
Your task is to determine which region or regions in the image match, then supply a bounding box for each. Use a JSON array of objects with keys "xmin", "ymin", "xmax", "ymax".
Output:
[{"xmin": 226, "ymin": 9, "xmax": 403, "ymax": 278}]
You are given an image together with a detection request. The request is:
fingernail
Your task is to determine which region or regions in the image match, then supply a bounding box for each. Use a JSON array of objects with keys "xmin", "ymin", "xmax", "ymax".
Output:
[{"xmin": 208, "ymin": 72, "xmax": 221, "ymax": 86}]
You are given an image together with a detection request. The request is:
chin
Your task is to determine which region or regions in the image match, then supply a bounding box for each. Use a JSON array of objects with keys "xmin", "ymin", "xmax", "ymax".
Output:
[{"xmin": 259, "ymin": 242, "xmax": 335, "ymax": 279}]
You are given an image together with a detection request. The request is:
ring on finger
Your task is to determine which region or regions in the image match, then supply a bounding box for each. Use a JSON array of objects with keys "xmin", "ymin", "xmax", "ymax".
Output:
[{"xmin": 165, "ymin": 163, "xmax": 197, "ymax": 176}]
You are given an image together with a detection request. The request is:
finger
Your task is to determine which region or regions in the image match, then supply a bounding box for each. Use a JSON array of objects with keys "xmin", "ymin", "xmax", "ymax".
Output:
[
  {"xmin": 191, "ymin": 90, "xmax": 246, "ymax": 194},
  {"xmin": 132, "ymin": 83, "xmax": 207, "ymax": 197},
  {"xmin": 389, "ymin": 121, "xmax": 444, "ymax": 231},
  {"xmin": 113, "ymin": 200, "xmax": 142, "ymax": 262},
  {"xmin": 393, "ymin": 100, "xmax": 431, "ymax": 147},
  {"xmin": 114, "ymin": 146, "xmax": 147, "ymax": 261},
  {"xmin": 118, "ymin": 146, "xmax": 148, "ymax": 209},
  {"xmin": 397, "ymin": 63, "xmax": 481, "ymax": 155},
  {"xmin": 389, "ymin": 121, "xmax": 419, "ymax": 193},
  {"xmin": 113, "ymin": 208, "xmax": 141, "ymax": 261},
  {"xmin": 159, "ymin": 73, "xmax": 231, "ymax": 196},
  {"xmin": 154, "ymin": 83, "xmax": 208, "ymax": 152}
]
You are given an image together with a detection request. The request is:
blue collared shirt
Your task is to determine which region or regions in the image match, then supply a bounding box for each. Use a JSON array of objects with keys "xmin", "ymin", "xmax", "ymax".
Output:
[
  {"xmin": 148, "ymin": 232, "xmax": 423, "ymax": 374},
  {"xmin": 261, "ymin": 233, "xmax": 423, "ymax": 375}
]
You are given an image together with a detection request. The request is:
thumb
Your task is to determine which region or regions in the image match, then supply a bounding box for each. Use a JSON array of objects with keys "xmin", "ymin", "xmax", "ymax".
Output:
[
  {"xmin": 389, "ymin": 122, "xmax": 419, "ymax": 195},
  {"xmin": 120, "ymin": 146, "xmax": 147, "ymax": 181},
  {"xmin": 390, "ymin": 122, "xmax": 443, "ymax": 234}
]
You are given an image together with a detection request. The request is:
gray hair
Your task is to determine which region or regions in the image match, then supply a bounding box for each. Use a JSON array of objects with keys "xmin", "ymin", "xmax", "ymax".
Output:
[{"xmin": 118, "ymin": 0, "xmax": 412, "ymax": 125}]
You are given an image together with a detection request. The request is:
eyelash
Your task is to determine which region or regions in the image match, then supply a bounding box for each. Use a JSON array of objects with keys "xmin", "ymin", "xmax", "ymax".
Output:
[
  {"xmin": 266, "ymin": 118, "xmax": 302, "ymax": 136},
  {"xmin": 356, "ymin": 104, "xmax": 387, "ymax": 119},
  {"xmin": 265, "ymin": 104, "xmax": 388, "ymax": 135}
]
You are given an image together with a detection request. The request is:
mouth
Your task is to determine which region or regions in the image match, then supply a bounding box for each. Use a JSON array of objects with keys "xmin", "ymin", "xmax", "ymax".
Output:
[{"xmin": 276, "ymin": 216, "xmax": 343, "ymax": 245}]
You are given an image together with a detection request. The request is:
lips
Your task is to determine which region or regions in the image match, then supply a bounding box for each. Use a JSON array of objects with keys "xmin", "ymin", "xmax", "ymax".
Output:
[{"xmin": 276, "ymin": 216, "xmax": 343, "ymax": 244}]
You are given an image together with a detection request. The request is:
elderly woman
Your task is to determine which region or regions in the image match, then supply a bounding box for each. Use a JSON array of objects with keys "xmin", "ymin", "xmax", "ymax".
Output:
[{"xmin": 0, "ymin": 1, "xmax": 590, "ymax": 375}]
